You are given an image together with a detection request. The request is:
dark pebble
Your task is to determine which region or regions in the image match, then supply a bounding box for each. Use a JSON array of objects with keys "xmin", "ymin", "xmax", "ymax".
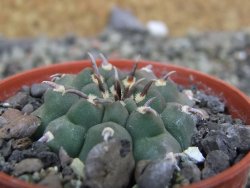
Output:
[
  {"xmin": 196, "ymin": 92, "xmax": 225, "ymax": 113},
  {"xmin": 201, "ymin": 130, "xmax": 239, "ymax": 161},
  {"xmin": 0, "ymin": 161, "xmax": 14, "ymax": 174},
  {"xmin": 20, "ymin": 85, "xmax": 30, "ymax": 94},
  {"xmin": 180, "ymin": 160, "xmax": 201, "ymax": 183},
  {"xmin": 31, "ymin": 142, "xmax": 51, "ymax": 153},
  {"xmin": 61, "ymin": 166, "xmax": 74, "ymax": 177},
  {"xmin": 30, "ymin": 83, "xmax": 48, "ymax": 98},
  {"xmin": 37, "ymin": 151, "xmax": 60, "ymax": 168},
  {"xmin": 1, "ymin": 139, "xmax": 12, "ymax": 158},
  {"xmin": 202, "ymin": 150, "xmax": 230, "ymax": 179},
  {"xmin": 6, "ymin": 92, "xmax": 29, "ymax": 109},
  {"xmin": 8, "ymin": 142, "xmax": 51, "ymax": 162},
  {"xmin": 38, "ymin": 173, "xmax": 62, "ymax": 188},
  {"xmin": 22, "ymin": 103, "xmax": 34, "ymax": 114},
  {"xmin": 235, "ymin": 126, "xmax": 250, "ymax": 151}
]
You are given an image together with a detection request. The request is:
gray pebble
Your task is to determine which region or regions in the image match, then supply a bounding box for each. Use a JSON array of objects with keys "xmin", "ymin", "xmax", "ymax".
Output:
[
  {"xmin": 202, "ymin": 150, "xmax": 230, "ymax": 179},
  {"xmin": 84, "ymin": 139, "xmax": 135, "ymax": 188},
  {"xmin": 1, "ymin": 139, "xmax": 12, "ymax": 158},
  {"xmin": 135, "ymin": 153, "xmax": 178, "ymax": 188},
  {"xmin": 22, "ymin": 103, "xmax": 34, "ymax": 114},
  {"xmin": 38, "ymin": 173, "xmax": 62, "ymax": 188},
  {"xmin": 201, "ymin": 130, "xmax": 239, "ymax": 160},
  {"xmin": 30, "ymin": 83, "xmax": 48, "ymax": 98},
  {"xmin": 20, "ymin": 85, "xmax": 30, "ymax": 94},
  {"xmin": 180, "ymin": 160, "xmax": 201, "ymax": 183},
  {"xmin": 6, "ymin": 92, "xmax": 29, "ymax": 108},
  {"xmin": 14, "ymin": 158, "xmax": 44, "ymax": 176},
  {"xmin": 0, "ymin": 116, "xmax": 7, "ymax": 128},
  {"xmin": 234, "ymin": 126, "xmax": 250, "ymax": 151}
]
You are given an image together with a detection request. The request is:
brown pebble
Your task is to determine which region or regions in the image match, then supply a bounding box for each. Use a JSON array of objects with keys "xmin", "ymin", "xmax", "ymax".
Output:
[
  {"xmin": 14, "ymin": 158, "xmax": 44, "ymax": 176},
  {"xmin": 38, "ymin": 174, "xmax": 62, "ymax": 188},
  {"xmin": 12, "ymin": 137, "xmax": 33, "ymax": 150},
  {"xmin": 0, "ymin": 108, "xmax": 41, "ymax": 139}
]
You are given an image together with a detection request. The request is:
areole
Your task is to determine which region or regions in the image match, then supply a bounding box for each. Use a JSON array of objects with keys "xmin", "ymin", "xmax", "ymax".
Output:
[{"xmin": 0, "ymin": 60, "xmax": 249, "ymax": 188}]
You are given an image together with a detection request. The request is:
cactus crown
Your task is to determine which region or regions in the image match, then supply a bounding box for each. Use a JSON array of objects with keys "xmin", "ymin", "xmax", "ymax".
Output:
[{"xmin": 33, "ymin": 53, "xmax": 204, "ymax": 162}]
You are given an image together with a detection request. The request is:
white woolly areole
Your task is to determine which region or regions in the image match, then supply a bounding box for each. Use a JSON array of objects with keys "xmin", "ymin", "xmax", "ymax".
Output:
[
  {"xmin": 184, "ymin": 147, "xmax": 205, "ymax": 163},
  {"xmin": 123, "ymin": 77, "xmax": 136, "ymax": 88},
  {"xmin": 134, "ymin": 93, "xmax": 146, "ymax": 103},
  {"xmin": 102, "ymin": 127, "xmax": 114, "ymax": 142},
  {"xmin": 101, "ymin": 63, "xmax": 113, "ymax": 71},
  {"xmin": 53, "ymin": 85, "xmax": 66, "ymax": 94},
  {"xmin": 155, "ymin": 79, "xmax": 166, "ymax": 86},
  {"xmin": 137, "ymin": 106, "xmax": 158, "ymax": 116},
  {"xmin": 38, "ymin": 131, "xmax": 54, "ymax": 143},
  {"xmin": 181, "ymin": 105, "xmax": 190, "ymax": 114},
  {"xmin": 110, "ymin": 85, "xmax": 116, "ymax": 95},
  {"xmin": 87, "ymin": 94, "xmax": 97, "ymax": 104},
  {"xmin": 102, "ymin": 91, "xmax": 110, "ymax": 99}
]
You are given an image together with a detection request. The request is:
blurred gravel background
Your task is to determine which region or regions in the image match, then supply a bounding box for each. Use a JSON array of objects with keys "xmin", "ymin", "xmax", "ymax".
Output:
[{"xmin": 0, "ymin": 28, "xmax": 250, "ymax": 96}]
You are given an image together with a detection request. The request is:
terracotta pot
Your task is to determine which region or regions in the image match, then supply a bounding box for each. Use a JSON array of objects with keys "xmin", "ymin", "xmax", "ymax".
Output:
[{"xmin": 0, "ymin": 60, "xmax": 249, "ymax": 188}]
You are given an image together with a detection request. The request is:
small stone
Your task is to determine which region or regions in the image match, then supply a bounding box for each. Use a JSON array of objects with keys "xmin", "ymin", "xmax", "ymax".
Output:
[
  {"xmin": 37, "ymin": 151, "xmax": 60, "ymax": 168},
  {"xmin": 84, "ymin": 139, "xmax": 135, "ymax": 188},
  {"xmin": 146, "ymin": 20, "xmax": 168, "ymax": 37},
  {"xmin": 0, "ymin": 162, "xmax": 13, "ymax": 174},
  {"xmin": 202, "ymin": 150, "xmax": 230, "ymax": 179},
  {"xmin": 6, "ymin": 92, "xmax": 29, "ymax": 108},
  {"xmin": 18, "ymin": 174, "xmax": 32, "ymax": 182},
  {"xmin": 70, "ymin": 158, "xmax": 85, "ymax": 179},
  {"xmin": 180, "ymin": 161, "xmax": 201, "ymax": 183},
  {"xmin": 62, "ymin": 166, "xmax": 74, "ymax": 178},
  {"xmin": 32, "ymin": 171, "xmax": 42, "ymax": 182},
  {"xmin": 30, "ymin": 83, "xmax": 48, "ymax": 98},
  {"xmin": 1, "ymin": 139, "xmax": 12, "ymax": 158},
  {"xmin": 22, "ymin": 103, "xmax": 34, "ymax": 114},
  {"xmin": 196, "ymin": 92, "xmax": 225, "ymax": 113},
  {"xmin": 14, "ymin": 158, "xmax": 44, "ymax": 176},
  {"xmin": 12, "ymin": 137, "xmax": 32, "ymax": 150},
  {"xmin": 20, "ymin": 85, "xmax": 30, "ymax": 93},
  {"xmin": 201, "ymin": 130, "xmax": 239, "ymax": 160},
  {"xmin": 136, "ymin": 153, "xmax": 178, "ymax": 188},
  {"xmin": 183, "ymin": 147, "xmax": 205, "ymax": 163},
  {"xmin": 39, "ymin": 174, "xmax": 62, "ymax": 188},
  {"xmin": 31, "ymin": 141, "xmax": 51, "ymax": 153},
  {"xmin": 0, "ymin": 108, "xmax": 41, "ymax": 139},
  {"xmin": 235, "ymin": 126, "xmax": 250, "ymax": 151}
]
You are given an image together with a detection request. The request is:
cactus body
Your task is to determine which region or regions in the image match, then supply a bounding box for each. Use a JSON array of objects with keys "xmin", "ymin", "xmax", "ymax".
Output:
[
  {"xmin": 79, "ymin": 121, "xmax": 132, "ymax": 161},
  {"xmin": 161, "ymin": 103, "xmax": 196, "ymax": 150},
  {"xmin": 33, "ymin": 55, "xmax": 199, "ymax": 163}
]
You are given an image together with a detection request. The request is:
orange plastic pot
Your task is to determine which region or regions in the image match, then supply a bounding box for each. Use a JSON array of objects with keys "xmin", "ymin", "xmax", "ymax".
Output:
[{"xmin": 0, "ymin": 60, "xmax": 249, "ymax": 188}]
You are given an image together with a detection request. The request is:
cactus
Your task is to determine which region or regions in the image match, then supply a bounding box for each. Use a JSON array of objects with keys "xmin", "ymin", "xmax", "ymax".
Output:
[{"xmin": 33, "ymin": 53, "xmax": 205, "ymax": 162}]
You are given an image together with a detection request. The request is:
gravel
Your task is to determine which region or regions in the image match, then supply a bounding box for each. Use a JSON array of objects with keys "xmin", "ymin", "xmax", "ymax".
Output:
[{"xmin": 0, "ymin": 29, "xmax": 250, "ymax": 96}]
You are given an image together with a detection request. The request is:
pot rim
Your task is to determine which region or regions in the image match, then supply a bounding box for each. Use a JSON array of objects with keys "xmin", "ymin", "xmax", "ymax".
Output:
[{"xmin": 0, "ymin": 59, "xmax": 249, "ymax": 188}]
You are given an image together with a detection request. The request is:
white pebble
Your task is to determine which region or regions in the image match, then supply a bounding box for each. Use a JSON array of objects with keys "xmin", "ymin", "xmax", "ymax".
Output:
[{"xmin": 183, "ymin": 147, "xmax": 205, "ymax": 163}]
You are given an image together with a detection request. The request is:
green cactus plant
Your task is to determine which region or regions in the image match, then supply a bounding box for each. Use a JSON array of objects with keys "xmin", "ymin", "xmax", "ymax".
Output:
[{"xmin": 33, "ymin": 53, "xmax": 206, "ymax": 162}]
